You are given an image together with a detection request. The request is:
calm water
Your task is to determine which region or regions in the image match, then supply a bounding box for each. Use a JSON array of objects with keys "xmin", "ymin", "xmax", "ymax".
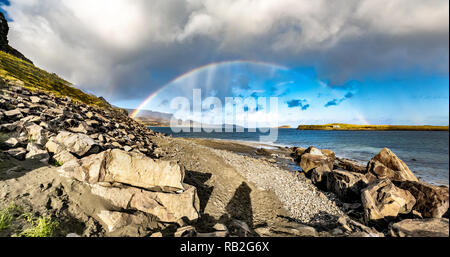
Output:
[{"xmin": 150, "ymin": 127, "xmax": 449, "ymax": 186}]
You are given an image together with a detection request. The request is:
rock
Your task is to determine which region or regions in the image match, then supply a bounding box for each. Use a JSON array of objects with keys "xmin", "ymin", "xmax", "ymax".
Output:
[
  {"xmin": 361, "ymin": 179, "xmax": 416, "ymax": 224},
  {"xmin": 25, "ymin": 143, "xmax": 49, "ymax": 162},
  {"xmin": 255, "ymin": 223, "xmax": 318, "ymax": 237},
  {"xmin": 123, "ymin": 145, "xmax": 132, "ymax": 152},
  {"xmin": 390, "ymin": 218, "xmax": 449, "ymax": 237},
  {"xmin": 311, "ymin": 165, "xmax": 330, "ymax": 190},
  {"xmin": 335, "ymin": 158, "xmax": 366, "ymax": 174},
  {"xmin": 68, "ymin": 122, "xmax": 92, "ymax": 134},
  {"xmin": 7, "ymin": 147, "xmax": 26, "ymax": 160},
  {"xmin": 105, "ymin": 149, "xmax": 185, "ymax": 191},
  {"xmin": 45, "ymin": 138, "xmax": 66, "ymax": 155},
  {"xmin": 53, "ymin": 150, "xmax": 77, "ymax": 165},
  {"xmin": 395, "ymin": 180, "xmax": 449, "ymax": 218},
  {"xmin": 111, "ymin": 142, "xmax": 122, "ymax": 148},
  {"xmin": 3, "ymin": 137, "xmax": 19, "ymax": 148},
  {"xmin": 299, "ymin": 153, "xmax": 333, "ymax": 174},
  {"xmin": 90, "ymin": 184, "xmax": 200, "ymax": 223},
  {"xmin": 321, "ymin": 149, "xmax": 336, "ymax": 159},
  {"xmin": 150, "ymin": 232, "xmax": 163, "ymax": 237},
  {"xmin": 305, "ymin": 146, "xmax": 324, "ymax": 156},
  {"xmin": 66, "ymin": 233, "xmax": 81, "ymax": 237},
  {"xmin": 229, "ymin": 220, "xmax": 253, "ymax": 237},
  {"xmin": 25, "ymin": 124, "xmax": 47, "ymax": 146},
  {"xmin": 366, "ymin": 148, "xmax": 418, "ymax": 182},
  {"xmin": 292, "ymin": 147, "xmax": 306, "ymax": 161},
  {"xmin": 96, "ymin": 210, "xmax": 148, "ymax": 233},
  {"xmin": 337, "ymin": 216, "xmax": 383, "ymax": 236},
  {"xmin": 3, "ymin": 109, "xmax": 23, "ymax": 120},
  {"xmin": 60, "ymin": 149, "xmax": 185, "ymax": 192},
  {"xmin": 267, "ymin": 158, "xmax": 277, "ymax": 163},
  {"xmin": 213, "ymin": 223, "xmax": 228, "ymax": 232},
  {"xmin": 174, "ymin": 226, "xmax": 197, "ymax": 237},
  {"xmin": 326, "ymin": 170, "xmax": 368, "ymax": 202},
  {"xmin": 50, "ymin": 131, "xmax": 100, "ymax": 157},
  {"xmin": 29, "ymin": 96, "xmax": 41, "ymax": 103},
  {"xmin": 0, "ymin": 123, "xmax": 17, "ymax": 132}
]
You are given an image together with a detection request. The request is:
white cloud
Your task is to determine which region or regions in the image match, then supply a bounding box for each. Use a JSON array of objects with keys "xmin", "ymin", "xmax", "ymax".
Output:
[{"xmin": 4, "ymin": 0, "xmax": 449, "ymax": 101}]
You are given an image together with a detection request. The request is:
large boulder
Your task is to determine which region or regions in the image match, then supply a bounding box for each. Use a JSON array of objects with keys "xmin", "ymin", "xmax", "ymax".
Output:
[
  {"xmin": 292, "ymin": 147, "xmax": 307, "ymax": 161},
  {"xmin": 300, "ymin": 153, "xmax": 333, "ymax": 174},
  {"xmin": 390, "ymin": 218, "xmax": 449, "ymax": 237},
  {"xmin": 320, "ymin": 149, "xmax": 336, "ymax": 160},
  {"xmin": 337, "ymin": 216, "xmax": 384, "ymax": 237},
  {"xmin": 395, "ymin": 181, "xmax": 449, "ymax": 218},
  {"xmin": 311, "ymin": 166, "xmax": 330, "ymax": 190},
  {"xmin": 326, "ymin": 169, "xmax": 368, "ymax": 202},
  {"xmin": 90, "ymin": 184, "xmax": 200, "ymax": 223},
  {"xmin": 52, "ymin": 150, "xmax": 77, "ymax": 165},
  {"xmin": 305, "ymin": 146, "xmax": 324, "ymax": 156},
  {"xmin": 366, "ymin": 148, "xmax": 418, "ymax": 182},
  {"xmin": 59, "ymin": 149, "xmax": 186, "ymax": 192},
  {"xmin": 361, "ymin": 179, "xmax": 416, "ymax": 224},
  {"xmin": 25, "ymin": 143, "xmax": 49, "ymax": 162},
  {"xmin": 96, "ymin": 210, "xmax": 149, "ymax": 233},
  {"xmin": 25, "ymin": 124, "xmax": 47, "ymax": 146},
  {"xmin": 335, "ymin": 158, "xmax": 366, "ymax": 174},
  {"xmin": 46, "ymin": 131, "xmax": 100, "ymax": 157}
]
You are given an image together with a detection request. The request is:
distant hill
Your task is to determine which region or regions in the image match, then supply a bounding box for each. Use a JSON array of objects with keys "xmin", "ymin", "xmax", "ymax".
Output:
[
  {"xmin": 297, "ymin": 123, "xmax": 449, "ymax": 131},
  {"xmin": 125, "ymin": 109, "xmax": 173, "ymax": 126}
]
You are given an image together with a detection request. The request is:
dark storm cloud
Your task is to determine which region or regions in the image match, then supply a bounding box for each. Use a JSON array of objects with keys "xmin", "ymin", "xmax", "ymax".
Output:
[{"xmin": 4, "ymin": 0, "xmax": 449, "ymax": 104}]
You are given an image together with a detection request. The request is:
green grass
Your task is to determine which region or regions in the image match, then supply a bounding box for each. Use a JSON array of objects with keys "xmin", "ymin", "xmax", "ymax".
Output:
[
  {"xmin": 0, "ymin": 51, "xmax": 110, "ymax": 108},
  {"xmin": 0, "ymin": 203, "xmax": 22, "ymax": 231},
  {"xmin": 1, "ymin": 203, "xmax": 59, "ymax": 237},
  {"xmin": 19, "ymin": 216, "xmax": 59, "ymax": 237},
  {"xmin": 297, "ymin": 123, "xmax": 449, "ymax": 131}
]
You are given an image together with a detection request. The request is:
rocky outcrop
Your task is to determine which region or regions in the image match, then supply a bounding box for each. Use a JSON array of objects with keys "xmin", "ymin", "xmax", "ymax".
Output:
[
  {"xmin": 311, "ymin": 166, "xmax": 330, "ymax": 190},
  {"xmin": 395, "ymin": 180, "xmax": 449, "ymax": 218},
  {"xmin": 366, "ymin": 148, "xmax": 418, "ymax": 182},
  {"xmin": 59, "ymin": 149, "xmax": 185, "ymax": 192},
  {"xmin": 389, "ymin": 218, "xmax": 449, "ymax": 237},
  {"xmin": 293, "ymin": 147, "xmax": 336, "ymax": 174},
  {"xmin": 361, "ymin": 179, "xmax": 416, "ymax": 224},
  {"xmin": 0, "ymin": 12, "xmax": 33, "ymax": 63},
  {"xmin": 0, "ymin": 80, "xmax": 200, "ymax": 233},
  {"xmin": 326, "ymin": 169, "xmax": 368, "ymax": 202},
  {"xmin": 1, "ymin": 80, "xmax": 159, "ymax": 160},
  {"xmin": 96, "ymin": 210, "xmax": 150, "ymax": 233},
  {"xmin": 91, "ymin": 184, "xmax": 200, "ymax": 223},
  {"xmin": 334, "ymin": 158, "xmax": 366, "ymax": 174},
  {"xmin": 47, "ymin": 131, "xmax": 100, "ymax": 157}
]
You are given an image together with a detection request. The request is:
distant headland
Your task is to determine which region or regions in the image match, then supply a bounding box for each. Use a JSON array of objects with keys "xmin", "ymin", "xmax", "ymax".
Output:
[{"xmin": 297, "ymin": 123, "xmax": 449, "ymax": 131}]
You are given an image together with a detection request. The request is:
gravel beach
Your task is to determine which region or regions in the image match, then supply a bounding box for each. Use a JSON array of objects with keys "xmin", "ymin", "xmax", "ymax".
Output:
[{"xmin": 211, "ymin": 148, "xmax": 345, "ymax": 225}]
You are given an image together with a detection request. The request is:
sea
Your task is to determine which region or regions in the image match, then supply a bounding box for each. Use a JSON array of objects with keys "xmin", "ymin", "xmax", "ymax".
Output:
[{"xmin": 149, "ymin": 127, "xmax": 449, "ymax": 186}]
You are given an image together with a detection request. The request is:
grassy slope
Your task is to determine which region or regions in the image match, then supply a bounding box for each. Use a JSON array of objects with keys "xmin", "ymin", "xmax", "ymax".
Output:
[
  {"xmin": 297, "ymin": 123, "xmax": 449, "ymax": 131},
  {"xmin": 0, "ymin": 51, "xmax": 109, "ymax": 108}
]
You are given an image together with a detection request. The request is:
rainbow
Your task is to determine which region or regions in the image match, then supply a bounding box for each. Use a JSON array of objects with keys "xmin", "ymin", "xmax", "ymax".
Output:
[{"xmin": 129, "ymin": 60, "xmax": 288, "ymax": 118}]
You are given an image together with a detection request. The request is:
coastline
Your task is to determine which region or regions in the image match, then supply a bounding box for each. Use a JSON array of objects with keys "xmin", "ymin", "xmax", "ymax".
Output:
[
  {"xmin": 297, "ymin": 124, "xmax": 449, "ymax": 131},
  {"xmin": 1, "ymin": 84, "xmax": 448, "ymax": 237}
]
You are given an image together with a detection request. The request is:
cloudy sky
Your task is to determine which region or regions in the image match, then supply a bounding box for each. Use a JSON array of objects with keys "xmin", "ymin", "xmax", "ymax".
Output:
[{"xmin": 2, "ymin": 0, "xmax": 449, "ymax": 126}]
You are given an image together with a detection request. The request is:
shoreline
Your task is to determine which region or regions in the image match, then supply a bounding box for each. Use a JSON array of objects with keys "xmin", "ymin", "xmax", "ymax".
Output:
[
  {"xmin": 171, "ymin": 136, "xmax": 448, "ymax": 187},
  {"xmin": 1, "ymin": 84, "xmax": 448, "ymax": 237},
  {"xmin": 297, "ymin": 124, "xmax": 449, "ymax": 131}
]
